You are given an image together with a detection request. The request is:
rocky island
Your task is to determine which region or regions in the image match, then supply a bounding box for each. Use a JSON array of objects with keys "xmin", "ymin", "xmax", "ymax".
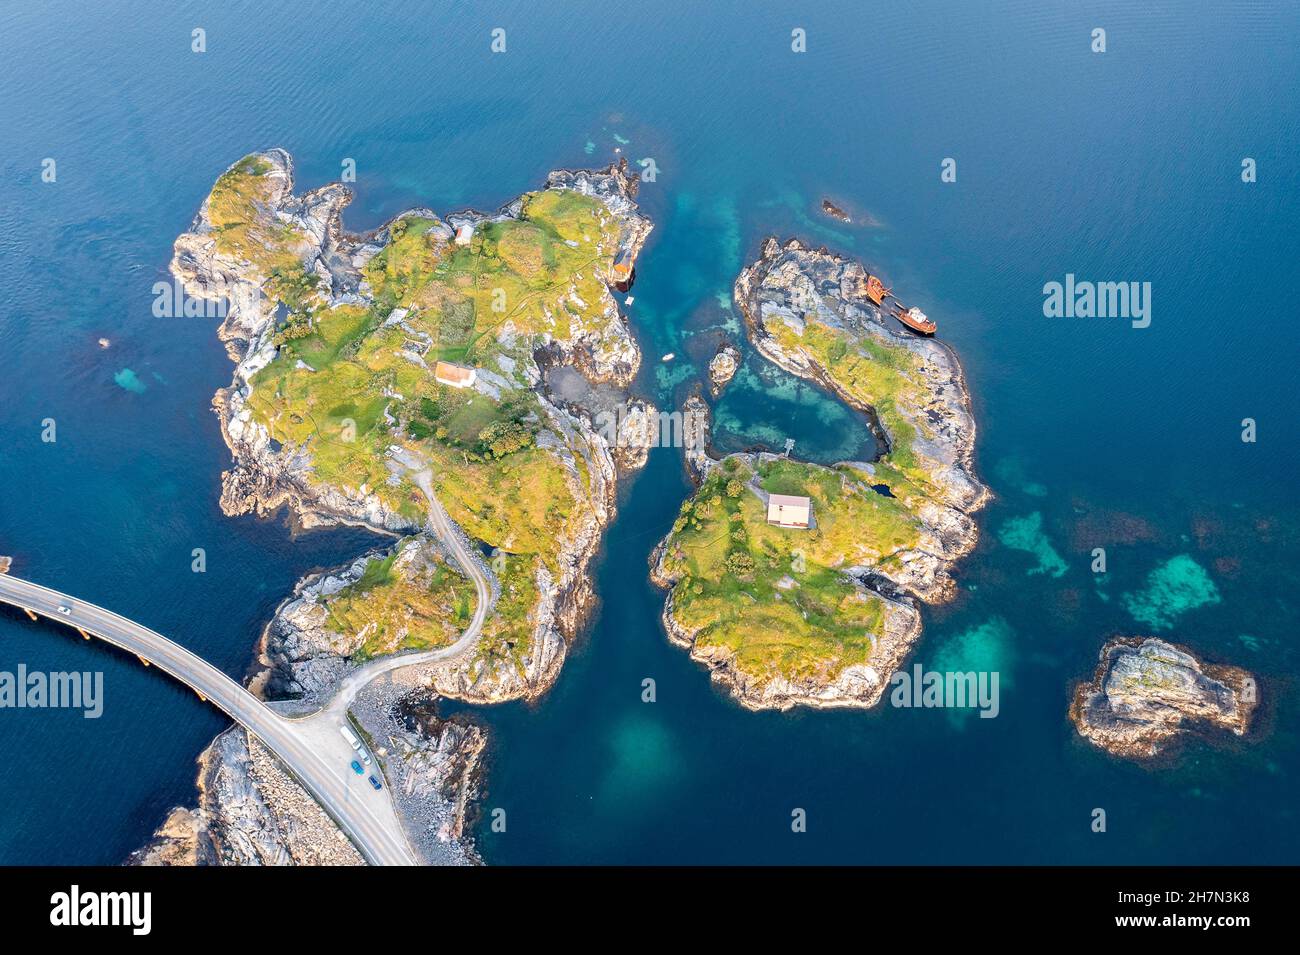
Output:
[
  {"xmin": 651, "ymin": 238, "xmax": 988, "ymax": 710},
  {"xmin": 821, "ymin": 198, "xmax": 851, "ymax": 223},
  {"xmin": 136, "ymin": 149, "xmax": 654, "ymax": 864},
  {"xmin": 1070, "ymin": 637, "xmax": 1258, "ymax": 760},
  {"xmin": 707, "ymin": 343, "xmax": 740, "ymax": 396}
]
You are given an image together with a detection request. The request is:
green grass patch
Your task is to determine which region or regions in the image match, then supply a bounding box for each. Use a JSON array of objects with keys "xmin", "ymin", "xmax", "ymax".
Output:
[
  {"xmin": 659, "ymin": 458, "xmax": 919, "ymax": 684},
  {"xmin": 323, "ymin": 538, "xmax": 474, "ymax": 661}
]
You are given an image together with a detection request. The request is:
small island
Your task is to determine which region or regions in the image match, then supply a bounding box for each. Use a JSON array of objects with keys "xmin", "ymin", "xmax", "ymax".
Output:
[
  {"xmin": 651, "ymin": 238, "xmax": 988, "ymax": 710},
  {"xmin": 821, "ymin": 198, "xmax": 851, "ymax": 223},
  {"xmin": 707, "ymin": 342, "xmax": 740, "ymax": 396},
  {"xmin": 1070, "ymin": 637, "xmax": 1258, "ymax": 760}
]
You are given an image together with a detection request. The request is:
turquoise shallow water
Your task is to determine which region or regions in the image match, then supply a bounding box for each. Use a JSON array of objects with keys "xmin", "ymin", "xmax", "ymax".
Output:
[{"xmin": 1, "ymin": 1, "xmax": 1298, "ymax": 863}]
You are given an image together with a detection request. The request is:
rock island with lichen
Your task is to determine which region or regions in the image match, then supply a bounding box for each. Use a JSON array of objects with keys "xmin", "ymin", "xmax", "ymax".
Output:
[
  {"xmin": 1070, "ymin": 637, "xmax": 1257, "ymax": 760},
  {"xmin": 652, "ymin": 238, "xmax": 988, "ymax": 711}
]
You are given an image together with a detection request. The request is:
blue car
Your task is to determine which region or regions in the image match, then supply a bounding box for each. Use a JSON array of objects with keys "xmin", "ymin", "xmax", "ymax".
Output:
[
  {"xmin": 368, "ymin": 775, "xmax": 383, "ymax": 791},
  {"xmin": 350, "ymin": 760, "xmax": 364, "ymax": 775}
]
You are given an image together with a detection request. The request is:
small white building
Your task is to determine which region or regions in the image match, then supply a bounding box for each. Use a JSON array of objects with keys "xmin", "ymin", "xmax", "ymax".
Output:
[
  {"xmin": 434, "ymin": 361, "xmax": 477, "ymax": 389},
  {"xmin": 454, "ymin": 222, "xmax": 474, "ymax": 246},
  {"xmin": 767, "ymin": 494, "xmax": 812, "ymax": 529}
]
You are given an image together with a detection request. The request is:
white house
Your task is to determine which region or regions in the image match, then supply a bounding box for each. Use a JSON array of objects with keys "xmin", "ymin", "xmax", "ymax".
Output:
[
  {"xmin": 766, "ymin": 494, "xmax": 812, "ymax": 529},
  {"xmin": 434, "ymin": 361, "xmax": 477, "ymax": 389}
]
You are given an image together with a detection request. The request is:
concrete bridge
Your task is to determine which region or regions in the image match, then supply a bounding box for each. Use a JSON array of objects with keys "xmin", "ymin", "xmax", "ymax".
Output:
[{"xmin": 0, "ymin": 573, "xmax": 418, "ymax": 866}]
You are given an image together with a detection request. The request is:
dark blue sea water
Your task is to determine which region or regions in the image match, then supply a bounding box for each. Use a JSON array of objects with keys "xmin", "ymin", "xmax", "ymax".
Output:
[{"xmin": 1, "ymin": 1, "xmax": 1297, "ymax": 864}]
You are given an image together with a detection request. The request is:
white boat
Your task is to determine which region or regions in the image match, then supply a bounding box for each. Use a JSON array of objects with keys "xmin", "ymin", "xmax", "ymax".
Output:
[{"xmin": 661, "ymin": 352, "xmax": 675, "ymax": 362}]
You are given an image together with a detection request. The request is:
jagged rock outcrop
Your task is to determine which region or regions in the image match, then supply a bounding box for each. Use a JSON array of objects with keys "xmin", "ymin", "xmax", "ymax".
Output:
[
  {"xmin": 383, "ymin": 701, "xmax": 486, "ymax": 862},
  {"xmin": 680, "ymin": 392, "xmax": 713, "ymax": 479},
  {"xmin": 821, "ymin": 198, "xmax": 851, "ymax": 223},
  {"xmin": 128, "ymin": 727, "xmax": 364, "ymax": 866},
  {"xmin": 707, "ymin": 343, "xmax": 740, "ymax": 396},
  {"xmin": 1070, "ymin": 637, "xmax": 1258, "ymax": 760}
]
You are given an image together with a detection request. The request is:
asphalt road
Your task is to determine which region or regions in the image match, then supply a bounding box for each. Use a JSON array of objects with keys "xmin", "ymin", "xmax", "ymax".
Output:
[{"xmin": 308, "ymin": 464, "xmax": 493, "ymax": 719}]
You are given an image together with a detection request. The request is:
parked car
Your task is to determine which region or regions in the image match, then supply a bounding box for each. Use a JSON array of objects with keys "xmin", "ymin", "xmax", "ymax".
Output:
[
  {"xmin": 350, "ymin": 760, "xmax": 364, "ymax": 775},
  {"xmin": 368, "ymin": 775, "xmax": 382, "ymax": 791}
]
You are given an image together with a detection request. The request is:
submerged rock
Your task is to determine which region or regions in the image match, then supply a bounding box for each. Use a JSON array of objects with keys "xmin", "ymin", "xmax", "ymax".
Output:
[
  {"xmin": 998, "ymin": 511, "xmax": 1068, "ymax": 578},
  {"xmin": 1120, "ymin": 554, "xmax": 1221, "ymax": 631},
  {"xmin": 1070, "ymin": 637, "xmax": 1257, "ymax": 760}
]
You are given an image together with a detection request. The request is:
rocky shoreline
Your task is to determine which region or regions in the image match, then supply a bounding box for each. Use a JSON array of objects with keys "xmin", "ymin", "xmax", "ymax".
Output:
[
  {"xmin": 135, "ymin": 150, "xmax": 655, "ymax": 865},
  {"xmin": 651, "ymin": 237, "xmax": 988, "ymax": 711},
  {"xmin": 738, "ymin": 238, "xmax": 987, "ymax": 515},
  {"xmin": 129, "ymin": 726, "xmax": 366, "ymax": 866},
  {"xmin": 1070, "ymin": 637, "xmax": 1258, "ymax": 760}
]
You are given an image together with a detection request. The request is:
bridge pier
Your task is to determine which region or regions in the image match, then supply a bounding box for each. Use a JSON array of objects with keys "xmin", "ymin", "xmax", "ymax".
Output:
[
  {"xmin": 77, "ymin": 627, "xmax": 90, "ymax": 640},
  {"xmin": 136, "ymin": 654, "xmax": 150, "ymax": 667},
  {"xmin": 23, "ymin": 607, "xmax": 37, "ymax": 621}
]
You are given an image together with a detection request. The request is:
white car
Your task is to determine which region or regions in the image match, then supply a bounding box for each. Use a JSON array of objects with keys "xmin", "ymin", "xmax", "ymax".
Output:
[{"xmin": 56, "ymin": 605, "xmax": 72, "ymax": 616}]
